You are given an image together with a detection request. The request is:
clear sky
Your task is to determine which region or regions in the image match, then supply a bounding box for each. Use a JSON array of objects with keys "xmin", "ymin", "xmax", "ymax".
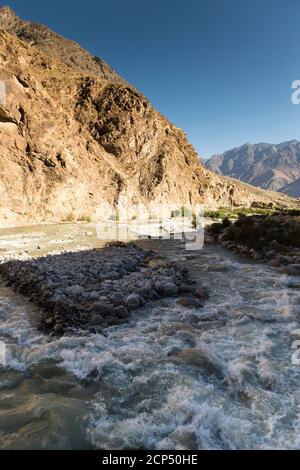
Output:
[{"xmin": 4, "ymin": 0, "xmax": 300, "ymax": 158}]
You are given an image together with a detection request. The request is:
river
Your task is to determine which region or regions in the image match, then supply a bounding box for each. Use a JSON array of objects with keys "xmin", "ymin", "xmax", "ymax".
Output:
[{"xmin": 0, "ymin": 224, "xmax": 299, "ymax": 449}]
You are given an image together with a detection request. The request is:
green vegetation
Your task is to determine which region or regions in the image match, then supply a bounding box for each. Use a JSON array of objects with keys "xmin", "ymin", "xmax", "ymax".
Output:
[
  {"xmin": 62, "ymin": 212, "xmax": 76, "ymax": 223},
  {"xmin": 204, "ymin": 206, "xmax": 300, "ymax": 220},
  {"xmin": 222, "ymin": 215, "xmax": 300, "ymax": 250},
  {"xmin": 208, "ymin": 211, "xmax": 300, "ymax": 252},
  {"xmin": 78, "ymin": 215, "xmax": 92, "ymax": 223},
  {"xmin": 180, "ymin": 206, "xmax": 193, "ymax": 217},
  {"xmin": 208, "ymin": 217, "xmax": 232, "ymax": 235},
  {"xmin": 191, "ymin": 213, "xmax": 197, "ymax": 230},
  {"xmin": 62, "ymin": 213, "xmax": 94, "ymax": 223},
  {"xmin": 279, "ymin": 208, "xmax": 300, "ymax": 216}
]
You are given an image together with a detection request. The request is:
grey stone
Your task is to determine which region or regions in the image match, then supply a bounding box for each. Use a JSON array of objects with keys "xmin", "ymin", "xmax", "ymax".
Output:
[
  {"xmin": 207, "ymin": 263, "xmax": 229, "ymax": 272},
  {"xmin": 277, "ymin": 255, "xmax": 293, "ymax": 265},
  {"xmin": 265, "ymin": 250, "xmax": 276, "ymax": 259},
  {"xmin": 89, "ymin": 314, "xmax": 104, "ymax": 326},
  {"xmin": 125, "ymin": 294, "xmax": 141, "ymax": 310},
  {"xmin": 115, "ymin": 306, "xmax": 129, "ymax": 319},
  {"xmin": 158, "ymin": 298, "xmax": 171, "ymax": 307},
  {"xmin": 157, "ymin": 282, "xmax": 178, "ymax": 296},
  {"xmin": 289, "ymin": 264, "xmax": 300, "ymax": 271},
  {"xmin": 65, "ymin": 284, "xmax": 84, "ymax": 296},
  {"xmin": 54, "ymin": 324, "xmax": 63, "ymax": 333},
  {"xmin": 194, "ymin": 288, "xmax": 208, "ymax": 300},
  {"xmin": 89, "ymin": 291, "xmax": 100, "ymax": 300},
  {"xmin": 89, "ymin": 326, "xmax": 103, "ymax": 334},
  {"xmin": 102, "ymin": 271, "xmax": 119, "ymax": 279},
  {"xmin": 268, "ymin": 258, "xmax": 281, "ymax": 267},
  {"xmin": 89, "ymin": 301, "xmax": 115, "ymax": 316},
  {"xmin": 284, "ymin": 264, "xmax": 300, "ymax": 275}
]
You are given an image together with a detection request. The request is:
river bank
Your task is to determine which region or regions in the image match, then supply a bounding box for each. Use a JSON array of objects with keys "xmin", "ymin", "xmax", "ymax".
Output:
[{"xmin": 207, "ymin": 213, "xmax": 300, "ymax": 278}]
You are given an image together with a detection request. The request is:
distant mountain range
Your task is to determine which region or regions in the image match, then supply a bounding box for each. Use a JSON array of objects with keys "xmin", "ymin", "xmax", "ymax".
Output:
[{"xmin": 205, "ymin": 140, "xmax": 300, "ymax": 197}]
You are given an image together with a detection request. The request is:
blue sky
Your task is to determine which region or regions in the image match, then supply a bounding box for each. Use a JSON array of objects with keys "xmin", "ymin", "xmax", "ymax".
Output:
[{"xmin": 4, "ymin": 0, "xmax": 300, "ymax": 158}]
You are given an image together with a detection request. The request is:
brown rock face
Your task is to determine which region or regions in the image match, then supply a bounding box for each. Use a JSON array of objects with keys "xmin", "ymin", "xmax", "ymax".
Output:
[{"xmin": 0, "ymin": 7, "xmax": 298, "ymax": 223}]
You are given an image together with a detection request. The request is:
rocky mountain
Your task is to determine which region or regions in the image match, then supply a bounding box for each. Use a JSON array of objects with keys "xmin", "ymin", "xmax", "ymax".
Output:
[
  {"xmin": 205, "ymin": 141, "xmax": 300, "ymax": 197},
  {"xmin": 281, "ymin": 176, "xmax": 300, "ymax": 197},
  {"xmin": 0, "ymin": 6, "xmax": 298, "ymax": 223}
]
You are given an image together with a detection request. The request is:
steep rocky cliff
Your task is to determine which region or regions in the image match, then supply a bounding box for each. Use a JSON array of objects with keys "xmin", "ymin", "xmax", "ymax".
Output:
[{"xmin": 0, "ymin": 6, "xmax": 297, "ymax": 223}]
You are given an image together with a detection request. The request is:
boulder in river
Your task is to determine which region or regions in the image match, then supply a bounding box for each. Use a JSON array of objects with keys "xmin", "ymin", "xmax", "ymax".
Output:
[
  {"xmin": 157, "ymin": 282, "xmax": 178, "ymax": 296},
  {"xmin": 125, "ymin": 294, "xmax": 142, "ymax": 310},
  {"xmin": 88, "ymin": 301, "xmax": 115, "ymax": 317}
]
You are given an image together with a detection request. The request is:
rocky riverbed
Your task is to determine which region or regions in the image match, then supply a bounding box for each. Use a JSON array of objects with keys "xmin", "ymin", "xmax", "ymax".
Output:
[
  {"xmin": 0, "ymin": 238, "xmax": 207, "ymax": 336},
  {"xmin": 0, "ymin": 224, "xmax": 300, "ymax": 449}
]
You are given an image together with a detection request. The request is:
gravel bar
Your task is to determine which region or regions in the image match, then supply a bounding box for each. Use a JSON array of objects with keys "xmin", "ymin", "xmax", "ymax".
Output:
[{"xmin": 0, "ymin": 242, "xmax": 206, "ymax": 336}]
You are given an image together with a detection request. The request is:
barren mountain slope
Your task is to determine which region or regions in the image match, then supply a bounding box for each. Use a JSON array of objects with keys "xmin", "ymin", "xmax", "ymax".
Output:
[
  {"xmin": 206, "ymin": 141, "xmax": 300, "ymax": 197},
  {"xmin": 0, "ymin": 7, "xmax": 298, "ymax": 223},
  {"xmin": 281, "ymin": 176, "xmax": 300, "ymax": 197},
  {"xmin": 0, "ymin": 5, "xmax": 126, "ymax": 84}
]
